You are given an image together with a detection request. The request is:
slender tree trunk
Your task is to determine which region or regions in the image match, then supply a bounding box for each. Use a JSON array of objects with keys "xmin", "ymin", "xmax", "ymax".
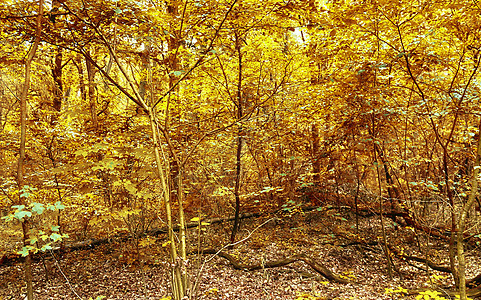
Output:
[
  {"xmin": 371, "ymin": 113, "xmax": 393, "ymax": 279},
  {"xmin": 17, "ymin": 1, "xmax": 43, "ymax": 299},
  {"xmin": 311, "ymin": 124, "xmax": 321, "ymax": 185},
  {"xmin": 354, "ymin": 160, "xmax": 361, "ymax": 233},
  {"xmin": 457, "ymin": 119, "xmax": 481, "ymax": 300},
  {"xmin": 373, "ymin": 143, "xmax": 399, "ymax": 210},
  {"xmin": 166, "ymin": 2, "xmax": 188, "ymax": 297},
  {"xmin": 52, "ymin": 48, "xmax": 62, "ymax": 112},
  {"xmin": 375, "ymin": 154, "xmax": 393, "ymax": 280},
  {"xmin": 177, "ymin": 168, "xmax": 188, "ymax": 291},
  {"xmin": 75, "ymin": 55, "xmax": 87, "ymax": 103},
  {"xmin": 50, "ymin": 0, "xmax": 62, "ymax": 120},
  {"xmin": 85, "ymin": 50, "xmax": 98, "ymax": 129},
  {"xmin": 149, "ymin": 112, "xmax": 186, "ymax": 299},
  {"xmin": 139, "ymin": 46, "xmax": 149, "ymax": 102},
  {"xmin": 307, "ymin": 0, "xmax": 321, "ymax": 187},
  {"xmin": 443, "ymin": 147, "xmax": 459, "ymax": 287},
  {"xmin": 231, "ymin": 30, "xmax": 243, "ymax": 244}
]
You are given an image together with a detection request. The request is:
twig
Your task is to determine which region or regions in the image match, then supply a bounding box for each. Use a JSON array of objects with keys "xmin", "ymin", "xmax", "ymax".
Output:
[
  {"xmin": 49, "ymin": 250, "xmax": 82, "ymax": 300},
  {"xmin": 190, "ymin": 218, "xmax": 276, "ymax": 298}
]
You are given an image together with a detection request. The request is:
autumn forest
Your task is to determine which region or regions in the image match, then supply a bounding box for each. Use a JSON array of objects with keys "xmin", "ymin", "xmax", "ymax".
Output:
[{"xmin": 1, "ymin": 0, "xmax": 481, "ymax": 299}]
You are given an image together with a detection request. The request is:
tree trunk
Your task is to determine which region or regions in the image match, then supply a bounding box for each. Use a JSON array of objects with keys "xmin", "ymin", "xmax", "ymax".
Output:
[
  {"xmin": 85, "ymin": 50, "xmax": 98, "ymax": 130},
  {"xmin": 231, "ymin": 30, "xmax": 243, "ymax": 244},
  {"xmin": 457, "ymin": 118, "xmax": 481, "ymax": 300},
  {"xmin": 444, "ymin": 147, "xmax": 459, "ymax": 287},
  {"xmin": 307, "ymin": 0, "xmax": 321, "ymax": 187},
  {"xmin": 50, "ymin": 0, "xmax": 62, "ymax": 121},
  {"xmin": 149, "ymin": 113, "xmax": 186, "ymax": 299},
  {"xmin": 163, "ymin": 2, "xmax": 189, "ymax": 298},
  {"xmin": 75, "ymin": 55, "xmax": 87, "ymax": 103},
  {"xmin": 52, "ymin": 48, "xmax": 62, "ymax": 113},
  {"xmin": 17, "ymin": 1, "xmax": 43, "ymax": 299},
  {"xmin": 311, "ymin": 124, "xmax": 321, "ymax": 185}
]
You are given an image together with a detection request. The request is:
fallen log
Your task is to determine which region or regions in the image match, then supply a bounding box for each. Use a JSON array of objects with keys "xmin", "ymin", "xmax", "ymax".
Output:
[
  {"xmin": 402, "ymin": 255, "xmax": 452, "ymax": 273},
  {"xmin": 198, "ymin": 249, "xmax": 351, "ymax": 284},
  {"xmin": 0, "ymin": 212, "xmax": 261, "ymax": 266}
]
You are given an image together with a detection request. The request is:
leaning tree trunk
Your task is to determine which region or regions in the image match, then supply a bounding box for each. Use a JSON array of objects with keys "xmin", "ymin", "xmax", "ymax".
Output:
[{"xmin": 457, "ymin": 118, "xmax": 481, "ymax": 300}]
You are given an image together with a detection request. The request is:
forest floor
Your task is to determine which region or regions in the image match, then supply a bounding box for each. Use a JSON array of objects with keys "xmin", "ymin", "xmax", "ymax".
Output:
[{"xmin": 1, "ymin": 205, "xmax": 480, "ymax": 300}]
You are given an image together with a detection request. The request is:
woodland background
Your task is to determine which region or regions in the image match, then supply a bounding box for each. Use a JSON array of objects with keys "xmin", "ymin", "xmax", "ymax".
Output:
[{"xmin": 2, "ymin": 0, "xmax": 481, "ymax": 299}]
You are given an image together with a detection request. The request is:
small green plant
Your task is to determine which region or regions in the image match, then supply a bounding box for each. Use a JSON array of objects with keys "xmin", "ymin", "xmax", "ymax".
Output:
[
  {"xmin": 2, "ymin": 186, "xmax": 67, "ymax": 257},
  {"xmin": 282, "ymin": 199, "xmax": 302, "ymax": 212}
]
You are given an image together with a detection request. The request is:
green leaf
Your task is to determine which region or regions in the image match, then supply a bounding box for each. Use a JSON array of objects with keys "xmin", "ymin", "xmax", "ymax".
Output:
[
  {"xmin": 1, "ymin": 214, "xmax": 13, "ymax": 222},
  {"xmin": 41, "ymin": 244, "xmax": 53, "ymax": 252},
  {"xmin": 51, "ymin": 225, "xmax": 60, "ymax": 232},
  {"xmin": 19, "ymin": 186, "xmax": 37, "ymax": 198},
  {"xmin": 14, "ymin": 210, "xmax": 32, "ymax": 221},
  {"xmin": 31, "ymin": 202, "xmax": 45, "ymax": 215},
  {"xmin": 29, "ymin": 237, "xmax": 38, "ymax": 245},
  {"xmin": 18, "ymin": 247, "xmax": 30, "ymax": 257},
  {"xmin": 20, "ymin": 191, "xmax": 30, "ymax": 198},
  {"xmin": 50, "ymin": 233, "xmax": 62, "ymax": 242},
  {"xmin": 55, "ymin": 201, "xmax": 66, "ymax": 210},
  {"xmin": 173, "ymin": 70, "xmax": 182, "ymax": 76}
]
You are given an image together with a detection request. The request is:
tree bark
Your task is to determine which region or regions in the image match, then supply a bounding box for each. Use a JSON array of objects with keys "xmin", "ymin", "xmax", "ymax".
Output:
[
  {"xmin": 457, "ymin": 118, "xmax": 481, "ymax": 300},
  {"xmin": 17, "ymin": 1, "xmax": 43, "ymax": 299},
  {"xmin": 52, "ymin": 48, "xmax": 62, "ymax": 113},
  {"xmin": 231, "ymin": 29, "xmax": 243, "ymax": 244},
  {"xmin": 50, "ymin": 0, "xmax": 62, "ymax": 120},
  {"xmin": 85, "ymin": 50, "xmax": 98, "ymax": 130},
  {"xmin": 311, "ymin": 124, "xmax": 321, "ymax": 185},
  {"xmin": 200, "ymin": 249, "xmax": 351, "ymax": 284}
]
